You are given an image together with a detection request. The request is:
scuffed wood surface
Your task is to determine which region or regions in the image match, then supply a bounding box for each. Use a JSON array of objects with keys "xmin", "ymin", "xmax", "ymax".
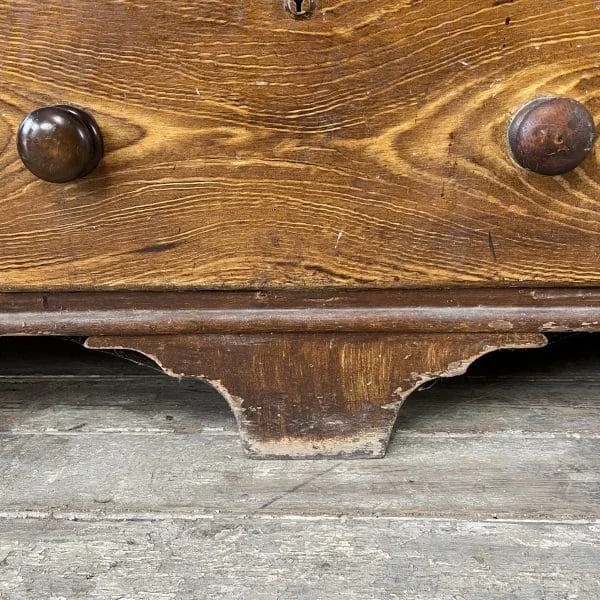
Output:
[
  {"xmin": 0, "ymin": 336, "xmax": 599, "ymax": 599},
  {"xmin": 86, "ymin": 332, "xmax": 546, "ymax": 458},
  {"xmin": 1, "ymin": 1, "xmax": 600, "ymax": 289},
  {"xmin": 1, "ymin": 430, "xmax": 598, "ymax": 518},
  {"xmin": 1, "ymin": 518, "xmax": 599, "ymax": 600}
]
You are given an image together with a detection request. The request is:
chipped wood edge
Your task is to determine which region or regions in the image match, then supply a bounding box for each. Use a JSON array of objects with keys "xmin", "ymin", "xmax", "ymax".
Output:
[
  {"xmin": 390, "ymin": 335, "xmax": 549, "ymax": 405},
  {"xmin": 86, "ymin": 333, "xmax": 548, "ymax": 460},
  {"xmin": 87, "ymin": 335, "xmax": 393, "ymax": 460},
  {"xmin": 82, "ymin": 338, "xmax": 248, "ymax": 442},
  {"xmin": 83, "ymin": 338, "xmax": 367, "ymax": 459}
]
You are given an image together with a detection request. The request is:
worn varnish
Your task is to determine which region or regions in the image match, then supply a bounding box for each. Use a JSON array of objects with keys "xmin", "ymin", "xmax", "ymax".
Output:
[
  {"xmin": 1, "ymin": 1, "xmax": 600, "ymax": 289},
  {"xmin": 87, "ymin": 332, "xmax": 546, "ymax": 458},
  {"xmin": 1, "ymin": 288, "xmax": 600, "ymax": 335}
]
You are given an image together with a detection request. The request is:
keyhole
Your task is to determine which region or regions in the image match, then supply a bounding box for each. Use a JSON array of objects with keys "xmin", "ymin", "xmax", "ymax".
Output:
[{"xmin": 285, "ymin": 0, "xmax": 314, "ymax": 18}]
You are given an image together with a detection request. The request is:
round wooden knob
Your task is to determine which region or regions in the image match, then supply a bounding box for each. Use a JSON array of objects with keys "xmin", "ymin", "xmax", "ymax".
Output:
[
  {"xmin": 17, "ymin": 105, "xmax": 103, "ymax": 183},
  {"xmin": 508, "ymin": 97, "xmax": 595, "ymax": 175}
]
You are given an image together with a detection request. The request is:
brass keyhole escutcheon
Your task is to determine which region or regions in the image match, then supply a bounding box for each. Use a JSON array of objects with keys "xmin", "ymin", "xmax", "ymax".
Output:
[{"xmin": 285, "ymin": 0, "xmax": 315, "ymax": 18}]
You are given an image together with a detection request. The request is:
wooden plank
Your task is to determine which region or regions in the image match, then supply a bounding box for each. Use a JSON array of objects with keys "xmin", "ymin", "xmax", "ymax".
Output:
[
  {"xmin": 1, "ymin": 1, "xmax": 600, "ymax": 289},
  {"xmin": 0, "ymin": 380, "xmax": 234, "ymax": 434},
  {"xmin": 0, "ymin": 336, "xmax": 600, "ymax": 517},
  {"xmin": 2, "ymin": 375, "xmax": 600, "ymax": 436},
  {"xmin": 0, "ymin": 517, "xmax": 598, "ymax": 599},
  {"xmin": 0, "ymin": 431, "xmax": 598, "ymax": 518}
]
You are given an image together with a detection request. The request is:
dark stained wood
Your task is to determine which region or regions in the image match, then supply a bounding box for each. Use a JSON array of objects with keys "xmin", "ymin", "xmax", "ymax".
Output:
[
  {"xmin": 0, "ymin": 288, "xmax": 600, "ymax": 335},
  {"xmin": 1, "ymin": 1, "xmax": 600, "ymax": 289},
  {"xmin": 2, "ymin": 305, "xmax": 600, "ymax": 335},
  {"xmin": 86, "ymin": 332, "xmax": 546, "ymax": 458},
  {"xmin": 4, "ymin": 287, "xmax": 600, "ymax": 312}
]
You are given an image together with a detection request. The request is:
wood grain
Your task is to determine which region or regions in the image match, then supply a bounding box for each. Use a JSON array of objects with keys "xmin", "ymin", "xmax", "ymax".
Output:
[
  {"xmin": 1, "ymin": 1, "xmax": 600, "ymax": 289},
  {"xmin": 2, "ymin": 518, "xmax": 598, "ymax": 600},
  {"xmin": 3, "ymin": 430, "xmax": 599, "ymax": 517},
  {"xmin": 86, "ymin": 332, "xmax": 546, "ymax": 458}
]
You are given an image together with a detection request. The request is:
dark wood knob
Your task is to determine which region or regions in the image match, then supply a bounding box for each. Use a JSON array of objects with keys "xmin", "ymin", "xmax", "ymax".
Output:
[
  {"xmin": 17, "ymin": 105, "xmax": 103, "ymax": 183},
  {"xmin": 508, "ymin": 97, "xmax": 595, "ymax": 175}
]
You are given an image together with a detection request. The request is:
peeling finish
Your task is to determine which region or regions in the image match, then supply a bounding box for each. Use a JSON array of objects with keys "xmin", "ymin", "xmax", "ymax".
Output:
[
  {"xmin": 205, "ymin": 378, "xmax": 246, "ymax": 426},
  {"xmin": 388, "ymin": 336, "xmax": 547, "ymax": 409},
  {"xmin": 86, "ymin": 333, "xmax": 548, "ymax": 460},
  {"xmin": 540, "ymin": 320, "xmax": 600, "ymax": 333},
  {"xmin": 244, "ymin": 432, "xmax": 389, "ymax": 460}
]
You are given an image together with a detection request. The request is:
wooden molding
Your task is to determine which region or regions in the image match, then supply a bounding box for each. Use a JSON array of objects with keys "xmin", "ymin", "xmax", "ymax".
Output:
[
  {"xmin": 0, "ymin": 288, "xmax": 599, "ymax": 335},
  {"xmin": 3, "ymin": 288, "xmax": 593, "ymax": 457}
]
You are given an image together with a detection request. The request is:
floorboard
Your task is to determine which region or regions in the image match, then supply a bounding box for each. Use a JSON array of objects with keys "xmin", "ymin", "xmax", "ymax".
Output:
[{"xmin": 0, "ymin": 334, "xmax": 598, "ymax": 599}]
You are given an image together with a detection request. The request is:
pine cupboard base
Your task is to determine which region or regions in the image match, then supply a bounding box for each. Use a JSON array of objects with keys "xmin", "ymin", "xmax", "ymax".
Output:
[
  {"xmin": 86, "ymin": 332, "xmax": 545, "ymax": 459},
  {"xmin": 2, "ymin": 288, "xmax": 600, "ymax": 459},
  {"xmin": 3, "ymin": 2, "xmax": 600, "ymax": 458}
]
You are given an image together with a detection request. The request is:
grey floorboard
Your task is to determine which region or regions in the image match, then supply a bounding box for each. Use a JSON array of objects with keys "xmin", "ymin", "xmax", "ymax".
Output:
[
  {"xmin": 0, "ymin": 334, "xmax": 598, "ymax": 599},
  {"xmin": 1, "ymin": 517, "xmax": 598, "ymax": 600}
]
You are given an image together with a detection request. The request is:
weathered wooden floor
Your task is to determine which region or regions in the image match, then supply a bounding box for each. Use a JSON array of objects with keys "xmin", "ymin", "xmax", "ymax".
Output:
[{"xmin": 0, "ymin": 334, "xmax": 598, "ymax": 599}]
